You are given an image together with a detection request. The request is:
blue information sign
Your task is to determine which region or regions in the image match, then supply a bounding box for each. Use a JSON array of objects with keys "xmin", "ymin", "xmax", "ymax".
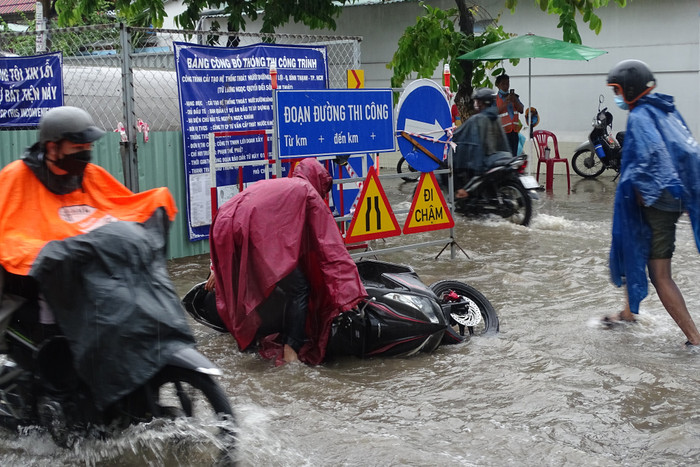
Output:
[
  {"xmin": 395, "ymin": 79, "xmax": 451, "ymax": 172},
  {"xmin": 275, "ymin": 89, "xmax": 395, "ymax": 158},
  {"xmin": 174, "ymin": 42, "xmax": 328, "ymax": 241},
  {"xmin": 0, "ymin": 52, "xmax": 63, "ymax": 127}
]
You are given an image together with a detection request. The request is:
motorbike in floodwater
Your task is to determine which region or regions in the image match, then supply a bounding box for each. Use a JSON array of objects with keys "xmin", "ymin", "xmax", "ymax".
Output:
[
  {"xmin": 572, "ymin": 95, "xmax": 625, "ymax": 179},
  {"xmin": 0, "ymin": 281, "xmax": 235, "ymax": 450},
  {"xmin": 453, "ymin": 153, "xmax": 538, "ymax": 227},
  {"xmin": 183, "ymin": 259, "xmax": 499, "ymax": 360}
]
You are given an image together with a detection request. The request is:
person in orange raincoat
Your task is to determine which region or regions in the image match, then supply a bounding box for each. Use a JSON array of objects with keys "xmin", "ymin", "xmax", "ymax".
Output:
[{"xmin": 0, "ymin": 107, "xmax": 194, "ymax": 411}]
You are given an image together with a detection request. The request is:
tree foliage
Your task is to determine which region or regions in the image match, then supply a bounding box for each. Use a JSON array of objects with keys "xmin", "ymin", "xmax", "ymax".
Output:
[
  {"xmin": 52, "ymin": 0, "xmax": 158, "ymax": 27},
  {"xmin": 387, "ymin": 2, "xmax": 514, "ymax": 117},
  {"xmin": 387, "ymin": 4, "xmax": 512, "ymax": 92},
  {"xmin": 53, "ymin": 0, "xmax": 355, "ymax": 34},
  {"xmin": 0, "ymin": 1, "xmax": 119, "ymax": 55},
  {"xmin": 175, "ymin": 0, "xmax": 353, "ymax": 33},
  {"xmin": 389, "ymin": 0, "xmax": 628, "ymax": 118},
  {"xmin": 48, "ymin": 0, "xmax": 628, "ymax": 41}
]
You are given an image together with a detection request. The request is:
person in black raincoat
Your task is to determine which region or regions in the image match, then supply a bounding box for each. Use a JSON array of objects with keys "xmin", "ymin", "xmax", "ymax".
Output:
[{"xmin": 451, "ymin": 88, "xmax": 512, "ymax": 199}]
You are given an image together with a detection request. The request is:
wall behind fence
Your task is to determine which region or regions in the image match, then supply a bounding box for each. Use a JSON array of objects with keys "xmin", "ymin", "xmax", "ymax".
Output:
[{"xmin": 0, "ymin": 24, "xmax": 362, "ymax": 260}]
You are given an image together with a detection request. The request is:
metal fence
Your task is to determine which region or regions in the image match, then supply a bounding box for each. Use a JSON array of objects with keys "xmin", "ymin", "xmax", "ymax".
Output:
[
  {"xmin": 0, "ymin": 24, "xmax": 362, "ymax": 259},
  {"xmin": 0, "ymin": 24, "xmax": 361, "ymax": 131}
]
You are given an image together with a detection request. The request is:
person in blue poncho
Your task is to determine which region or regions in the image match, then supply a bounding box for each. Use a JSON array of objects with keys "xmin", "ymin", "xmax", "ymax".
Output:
[{"xmin": 605, "ymin": 59, "xmax": 700, "ymax": 346}]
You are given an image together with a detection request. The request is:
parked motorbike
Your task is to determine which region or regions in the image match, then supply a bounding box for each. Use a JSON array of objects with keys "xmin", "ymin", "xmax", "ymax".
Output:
[
  {"xmin": 572, "ymin": 95, "xmax": 624, "ymax": 179},
  {"xmin": 182, "ymin": 259, "xmax": 499, "ymax": 360},
  {"xmin": 453, "ymin": 153, "xmax": 538, "ymax": 227},
  {"xmin": 0, "ymin": 295, "xmax": 235, "ymax": 449}
]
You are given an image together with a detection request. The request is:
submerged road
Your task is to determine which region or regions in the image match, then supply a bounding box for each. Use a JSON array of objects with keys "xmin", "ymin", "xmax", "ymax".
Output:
[{"xmin": 3, "ymin": 173, "xmax": 700, "ymax": 466}]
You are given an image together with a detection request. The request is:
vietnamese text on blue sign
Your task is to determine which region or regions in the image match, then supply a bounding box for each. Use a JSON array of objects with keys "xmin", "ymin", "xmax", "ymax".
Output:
[
  {"xmin": 0, "ymin": 52, "xmax": 63, "ymax": 127},
  {"xmin": 275, "ymin": 89, "xmax": 395, "ymax": 158},
  {"xmin": 173, "ymin": 42, "xmax": 328, "ymax": 241}
]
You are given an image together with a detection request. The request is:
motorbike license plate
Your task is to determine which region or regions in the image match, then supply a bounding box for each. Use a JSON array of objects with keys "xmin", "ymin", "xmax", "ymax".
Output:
[{"xmin": 519, "ymin": 175, "xmax": 539, "ymax": 190}]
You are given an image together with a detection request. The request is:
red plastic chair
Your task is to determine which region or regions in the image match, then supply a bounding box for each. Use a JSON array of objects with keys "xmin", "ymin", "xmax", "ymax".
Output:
[{"xmin": 533, "ymin": 130, "xmax": 570, "ymax": 193}]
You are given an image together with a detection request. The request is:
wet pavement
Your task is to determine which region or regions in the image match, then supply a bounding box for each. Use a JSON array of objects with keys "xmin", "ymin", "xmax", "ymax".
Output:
[{"xmin": 4, "ymin": 172, "xmax": 700, "ymax": 466}]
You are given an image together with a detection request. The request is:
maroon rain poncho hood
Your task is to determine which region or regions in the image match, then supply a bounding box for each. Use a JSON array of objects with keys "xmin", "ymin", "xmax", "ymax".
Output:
[{"xmin": 210, "ymin": 158, "xmax": 367, "ymax": 364}]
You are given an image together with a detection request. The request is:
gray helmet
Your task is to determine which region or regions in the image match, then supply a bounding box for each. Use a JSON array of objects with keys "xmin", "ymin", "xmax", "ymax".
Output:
[
  {"xmin": 472, "ymin": 88, "xmax": 496, "ymax": 106},
  {"xmin": 39, "ymin": 106, "xmax": 105, "ymax": 146}
]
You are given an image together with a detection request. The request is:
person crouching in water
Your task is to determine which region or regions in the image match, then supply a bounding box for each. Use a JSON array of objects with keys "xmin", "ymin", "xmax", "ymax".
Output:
[{"xmin": 207, "ymin": 158, "xmax": 367, "ymax": 365}]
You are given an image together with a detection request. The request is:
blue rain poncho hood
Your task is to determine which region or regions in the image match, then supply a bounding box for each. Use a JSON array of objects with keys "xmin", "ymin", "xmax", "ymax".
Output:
[{"xmin": 609, "ymin": 93, "xmax": 700, "ymax": 313}]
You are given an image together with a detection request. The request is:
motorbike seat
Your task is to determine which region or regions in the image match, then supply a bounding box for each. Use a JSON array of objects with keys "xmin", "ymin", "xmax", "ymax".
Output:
[
  {"xmin": 616, "ymin": 131, "xmax": 625, "ymax": 146},
  {"xmin": 485, "ymin": 151, "xmax": 514, "ymax": 169}
]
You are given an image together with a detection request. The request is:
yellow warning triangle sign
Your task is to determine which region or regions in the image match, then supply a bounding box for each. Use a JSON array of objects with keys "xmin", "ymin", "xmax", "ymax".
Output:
[
  {"xmin": 403, "ymin": 172, "xmax": 455, "ymax": 234},
  {"xmin": 344, "ymin": 166, "xmax": 401, "ymax": 243}
]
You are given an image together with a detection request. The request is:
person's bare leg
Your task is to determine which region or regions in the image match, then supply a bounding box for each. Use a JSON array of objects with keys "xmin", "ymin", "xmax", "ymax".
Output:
[
  {"xmin": 648, "ymin": 258, "xmax": 700, "ymax": 345},
  {"xmin": 283, "ymin": 344, "xmax": 299, "ymax": 363}
]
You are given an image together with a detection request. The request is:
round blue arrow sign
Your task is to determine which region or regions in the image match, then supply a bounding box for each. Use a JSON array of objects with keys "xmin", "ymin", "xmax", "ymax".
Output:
[{"xmin": 395, "ymin": 79, "xmax": 452, "ymax": 172}]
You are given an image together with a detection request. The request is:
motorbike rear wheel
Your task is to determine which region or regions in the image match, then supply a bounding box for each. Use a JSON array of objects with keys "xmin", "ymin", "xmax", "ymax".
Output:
[
  {"xmin": 572, "ymin": 149, "xmax": 606, "ymax": 178},
  {"xmin": 497, "ymin": 181, "xmax": 532, "ymax": 226},
  {"xmin": 429, "ymin": 280, "xmax": 499, "ymax": 336},
  {"xmin": 396, "ymin": 156, "xmax": 419, "ymax": 182}
]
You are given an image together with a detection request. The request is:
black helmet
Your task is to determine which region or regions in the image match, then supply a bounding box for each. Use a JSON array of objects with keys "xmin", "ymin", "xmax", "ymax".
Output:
[
  {"xmin": 607, "ymin": 59, "xmax": 656, "ymax": 105},
  {"xmin": 472, "ymin": 88, "xmax": 496, "ymax": 106},
  {"xmin": 39, "ymin": 106, "xmax": 105, "ymax": 146}
]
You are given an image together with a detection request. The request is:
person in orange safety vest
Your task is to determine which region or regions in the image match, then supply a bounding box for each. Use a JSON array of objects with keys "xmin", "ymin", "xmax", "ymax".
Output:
[{"xmin": 495, "ymin": 74, "xmax": 524, "ymax": 157}]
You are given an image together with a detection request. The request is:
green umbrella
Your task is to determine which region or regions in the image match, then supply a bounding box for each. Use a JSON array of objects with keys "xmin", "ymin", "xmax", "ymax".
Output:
[
  {"xmin": 458, "ymin": 33, "xmax": 607, "ymax": 174},
  {"xmin": 457, "ymin": 33, "xmax": 607, "ymax": 62}
]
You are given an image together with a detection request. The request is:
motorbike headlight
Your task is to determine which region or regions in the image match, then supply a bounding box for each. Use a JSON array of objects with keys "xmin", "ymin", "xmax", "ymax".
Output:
[{"xmin": 382, "ymin": 293, "xmax": 440, "ymax": 323}]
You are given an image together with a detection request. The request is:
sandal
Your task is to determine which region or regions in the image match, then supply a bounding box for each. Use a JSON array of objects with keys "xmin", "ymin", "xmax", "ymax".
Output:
[{"xmin": 602, "ymin": 313, "xmax": 637, "ymax": 326}]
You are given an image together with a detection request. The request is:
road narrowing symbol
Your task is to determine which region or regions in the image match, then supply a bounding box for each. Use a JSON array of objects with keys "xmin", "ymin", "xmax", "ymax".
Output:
[
  {"xmin": 344, "ymin": 166, "xmax": 401, "ymax": 243},
  {"xmin": 403, "ymin": 172, "xmax": 454, "ymax": 234}
]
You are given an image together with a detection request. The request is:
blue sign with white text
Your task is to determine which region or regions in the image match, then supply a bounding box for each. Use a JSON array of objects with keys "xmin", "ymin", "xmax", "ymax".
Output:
[
  {"xmin": 174, "ymin": 42, "xmax": 328, "ymax": 241},
  {"xmin": 275, "ymin": 89, "xmax": 395, "ymax": 158},
  {"xmin": 0, "ymin": 52, "xmax": 63, "ymax": 127}
]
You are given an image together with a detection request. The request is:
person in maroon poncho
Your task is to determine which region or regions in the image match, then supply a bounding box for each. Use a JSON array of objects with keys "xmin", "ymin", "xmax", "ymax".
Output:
[{"xmin": 207, "ymin": 158, "xmax": 367, "ymax": 365}]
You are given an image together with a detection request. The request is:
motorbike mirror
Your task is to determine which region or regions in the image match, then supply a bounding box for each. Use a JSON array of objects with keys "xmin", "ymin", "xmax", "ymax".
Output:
[{"xmin": 598, "ymin": 94, "xmax": 604, "ymax": 112}]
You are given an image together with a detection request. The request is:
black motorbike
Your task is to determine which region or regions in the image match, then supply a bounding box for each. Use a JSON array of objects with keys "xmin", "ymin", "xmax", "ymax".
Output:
[
  {"xmin": 572, "ymin": 95, "xmax": 624, "ymax": 179},
  {"xmin": 182, "ymin": 259, "xmax": 499, "ymax": 360},
  {"xmin": 453, "ymin": 153, "xmax": 537, "ymax": 227},
  {"xmin": 0, "ymin": 215, "xmax": 236, "ymax": 450},
  {"xmin": 0, "ymin": 295, "xmax": 235, "ymax": 449}
]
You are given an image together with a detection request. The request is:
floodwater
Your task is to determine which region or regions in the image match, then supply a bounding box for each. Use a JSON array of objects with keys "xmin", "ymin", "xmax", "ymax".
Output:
[{"xmin": 3, "ymin": 173, "xmax": 700, "ymax": 466}]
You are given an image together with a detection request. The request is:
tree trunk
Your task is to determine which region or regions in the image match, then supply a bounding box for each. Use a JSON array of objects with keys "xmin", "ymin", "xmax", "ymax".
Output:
[{"xmin": 454, "ymin": 0, "xmax": 475, "ymax": 120}]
